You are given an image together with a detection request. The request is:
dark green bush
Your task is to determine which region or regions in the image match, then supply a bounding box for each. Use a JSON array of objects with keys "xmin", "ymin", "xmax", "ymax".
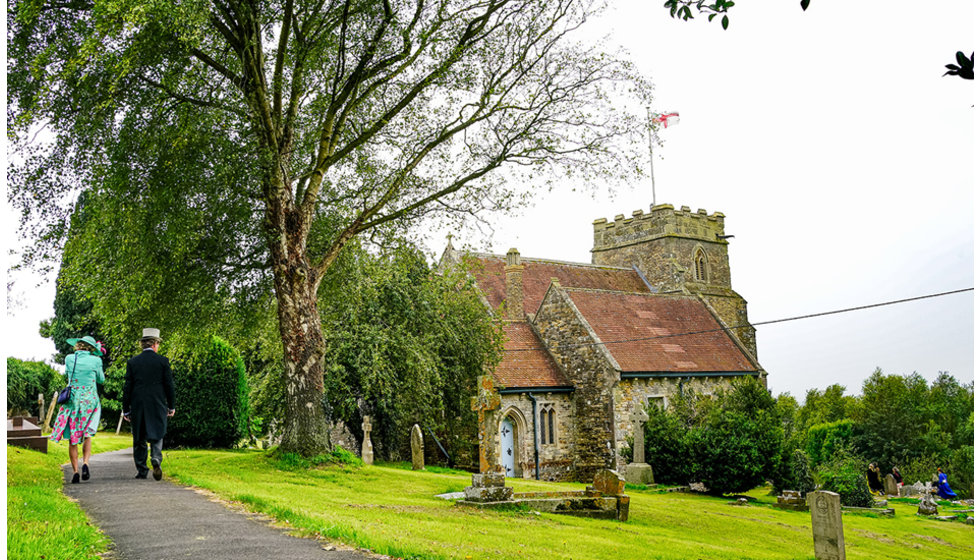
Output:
[
  {"xmin": 773, "ymin": 448, "xmax": 816, "ymax": 495},
  {"xmin": 947, "ymin": 445, "xmax": 973, "ymax": 498},
  {"xmin": 641, "ymin": 405, "xmax": 690, "ymax": 484},
  {"xmin": 6, "ymin": 358, "xmax": 62, "ymax": 415},
  {"xmin": 164, "ymin": 336, "xmax": 249, "ymax": 448},
  {"xmin": 814, "ymin": 451, "xmax": 874, "ymax": 507},
  {"xmin": 805, "ymin": 419, "xmax": 854, "ymax": 465}
]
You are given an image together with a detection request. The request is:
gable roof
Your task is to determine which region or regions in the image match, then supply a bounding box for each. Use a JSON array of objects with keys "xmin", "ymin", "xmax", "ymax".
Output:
[
  {"xmin": 461, "ymin": 253, "xmax": 650, "ymax": 315},
  {"xmin": 494, "ymin": 322, "xmax": 570, "ymax": 389},
  {"xmin": 564, "ymin": 289, "xmax": 757, "ymax": 374}
]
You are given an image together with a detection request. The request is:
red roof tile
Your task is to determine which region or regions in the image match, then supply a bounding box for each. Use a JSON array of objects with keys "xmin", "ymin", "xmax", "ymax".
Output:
[
  {"xmin": 566, "ymin": 290, "xmax": 756, "ymax": 373},
  {"xmin": 463, "ymin": 254, "xmax": 649, "ymax": 315},
  {"xmin": 493, "ymin": 322, "xmax": 570, "ymax": 388}
]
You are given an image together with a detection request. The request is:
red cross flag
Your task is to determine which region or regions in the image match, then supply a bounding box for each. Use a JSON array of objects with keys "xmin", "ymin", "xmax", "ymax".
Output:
[{"xmin": 652, "ymin": 111, "xmax": 680, "ymax": 128}]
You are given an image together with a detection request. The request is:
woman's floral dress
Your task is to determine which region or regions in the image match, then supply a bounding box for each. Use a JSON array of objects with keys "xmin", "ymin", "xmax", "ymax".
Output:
[{"xmin": 50, "ymin": 350, "xmax": 105, "ymax": 445}]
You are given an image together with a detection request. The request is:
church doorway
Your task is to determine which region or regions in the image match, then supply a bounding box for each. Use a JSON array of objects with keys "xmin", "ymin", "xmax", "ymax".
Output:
[{"xmin": 501, "ymin": 416, "xmax": 516, "ymax": 477}]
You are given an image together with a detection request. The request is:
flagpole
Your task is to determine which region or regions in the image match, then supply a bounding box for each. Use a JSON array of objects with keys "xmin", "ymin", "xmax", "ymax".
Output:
[{"xmin": 646, "ymin": 106, "xmax": 656, "ymax": 206}]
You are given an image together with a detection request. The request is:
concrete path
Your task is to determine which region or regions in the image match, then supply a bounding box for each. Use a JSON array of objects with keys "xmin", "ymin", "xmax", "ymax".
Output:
[{"xmin": 61, "ymin": 448, "xmax": 375, "ymax": 560}]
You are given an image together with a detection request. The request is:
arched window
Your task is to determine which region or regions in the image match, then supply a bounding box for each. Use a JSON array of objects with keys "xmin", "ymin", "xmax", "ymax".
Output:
[
  {"xmin": 694, "ymin": 248, "xmax": 708, "ymax": 282},
  {"xmin": 540, "ymin": 405, "xmax": 556, "ymax": 445}
]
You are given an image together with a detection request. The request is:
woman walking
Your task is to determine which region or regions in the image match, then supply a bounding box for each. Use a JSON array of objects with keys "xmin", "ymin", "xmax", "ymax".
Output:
[{"xmin": 50, "ymin": 335, "xmax": 105, "ymax": 483}]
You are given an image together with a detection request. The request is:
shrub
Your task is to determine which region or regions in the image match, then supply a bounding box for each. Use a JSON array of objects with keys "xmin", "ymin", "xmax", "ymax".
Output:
[
  {"xmin": 814, "ymin": 451, "xmax": 874, "ymax": 507},
  {"xmin": 6, "ymin": 358, "xmax": 62, "ymax": 415},
  {"xmin": 773, "ymin": 448, "xmax": 816, "ymax": 495},
  {"xmin": 947, "ymin": 445, "xmax": 973, "ymax": 498},
  {"xmin": 805, "ymin": 419, "xmax": 854, "ymax": 465},
  {"xmin": 641, "ymin": 405, "xmax": 690, "ymax": 484},
  {"xmin": 164, "ymin": 336, "xmax": 249, "ymax": 448}
]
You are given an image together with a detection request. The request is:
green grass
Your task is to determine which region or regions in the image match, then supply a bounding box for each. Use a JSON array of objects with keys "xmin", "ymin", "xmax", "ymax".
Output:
[
  {"xmin": 162, "ymin": 448, "xmax": 975, "ymax": 560},
  {"xmin": 7, "ymin": 431, "xmax": 132, "ymax": 560}
]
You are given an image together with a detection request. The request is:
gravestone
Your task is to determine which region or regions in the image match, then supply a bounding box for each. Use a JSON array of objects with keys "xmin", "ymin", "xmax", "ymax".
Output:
[
  {"xmin": 461, "ymin": 375, "xmax": 513, "ymax": 503},
  {"xmin": 808, "ymin": 490, "xmax": 845, "ymax": 560},
  {"xmin": 624, "ymin": 406, "xmax": 654, "ymax": 485},
  {"xmin": 883, "ymin": 474, "xmax": 898, "ymax": 496},
  {"xmin": 918, "ymin": 491, "xmax": 938, "ymax": 516},
  {"xmin": 361, "ymin": 415, "xmax": 374, "ymax": 466},
  {"xmin": 410, "ymin": 424, "xmax": 424, "ymax": 470}
]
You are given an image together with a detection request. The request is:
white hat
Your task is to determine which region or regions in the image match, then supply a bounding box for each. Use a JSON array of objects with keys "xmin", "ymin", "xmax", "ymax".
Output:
[{"xmin": 140, "ymin": 328, "xmax": 162, "ymax": 341}]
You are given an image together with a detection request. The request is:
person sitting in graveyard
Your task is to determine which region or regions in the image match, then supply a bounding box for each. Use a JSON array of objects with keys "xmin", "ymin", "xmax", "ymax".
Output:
[
  {"xmin": 891, "ymin": 466, "xmax": 903, "ymax": 488},
  {"xmin": 935, "ymin": 467, "xmax": 957, "ymax": 499},
  {"xmin": 866, "ymin": 463, "xmax": 883, "ymax": 494}
]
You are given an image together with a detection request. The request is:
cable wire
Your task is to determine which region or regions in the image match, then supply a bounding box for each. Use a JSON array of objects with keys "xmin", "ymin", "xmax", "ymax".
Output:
[{"xmin": 503, "ymin": 287, "xmax": 973, "ymax": 352}]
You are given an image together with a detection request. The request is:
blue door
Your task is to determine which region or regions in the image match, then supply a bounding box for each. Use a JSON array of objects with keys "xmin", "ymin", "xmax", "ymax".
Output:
[{"xmin": 501, "ymin": 417, "xmax": 515, "ymax": 477}]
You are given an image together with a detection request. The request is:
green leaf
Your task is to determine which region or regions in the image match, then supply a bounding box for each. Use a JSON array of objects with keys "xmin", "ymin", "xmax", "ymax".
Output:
[
  {"xmin": 801, "ymin": 0, "xmax": 811, "ymax": 10},
  {"xmin": 722, "ymin": 14, "xmax": 729, "ymax": 29}
]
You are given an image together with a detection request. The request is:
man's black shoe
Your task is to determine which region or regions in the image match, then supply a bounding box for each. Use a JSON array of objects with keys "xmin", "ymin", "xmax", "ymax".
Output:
[
  {"xmin": 135, "ymin": 473, "xmax": 148, "ymax": 479},
  {"xmin": 81, "ymin": 464, "xmax": 90, "ymax": 481},
  {"xmin": 71, "ymin": 472, "xmax": 80, "ymax": 484},
  {"xmin": 152, "ymin": 464, "xmax": 162, "ymax": 481}
]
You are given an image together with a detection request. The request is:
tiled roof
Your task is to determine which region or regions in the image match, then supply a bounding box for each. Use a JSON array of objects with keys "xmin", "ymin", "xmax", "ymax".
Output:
[
  {"xmin": 462, "ymin": 254, "xmax": 649, "ymax": 315},
  {"xmin": 565, "ymin": 289, "xmax": 757, "ymax": 373},
  {"xmin": 493, "ymin": 322, "xmax": 570, "ymax": 389}
]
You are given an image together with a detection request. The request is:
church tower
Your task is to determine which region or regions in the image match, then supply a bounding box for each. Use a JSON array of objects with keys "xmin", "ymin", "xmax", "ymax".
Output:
[{"xmin": 591, "ymin": 203, "xmax": 757, "ymax": 358}]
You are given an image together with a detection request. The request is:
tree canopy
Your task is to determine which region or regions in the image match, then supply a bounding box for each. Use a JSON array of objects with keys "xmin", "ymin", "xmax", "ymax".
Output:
[{"xmin": 9, "ymin": 0, "xmax": 651, "ymax": 455}]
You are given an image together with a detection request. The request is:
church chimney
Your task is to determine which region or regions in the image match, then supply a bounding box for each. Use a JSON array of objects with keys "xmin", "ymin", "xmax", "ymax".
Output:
[{"xmin": 504, "ymin": 248, "xmax": 525, "ymax": 320}]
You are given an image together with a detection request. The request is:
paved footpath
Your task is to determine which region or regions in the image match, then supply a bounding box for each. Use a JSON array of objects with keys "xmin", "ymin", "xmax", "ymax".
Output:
[{"xmin": 61, "ymin": 448, "xmax": 375, "ymax": 560}]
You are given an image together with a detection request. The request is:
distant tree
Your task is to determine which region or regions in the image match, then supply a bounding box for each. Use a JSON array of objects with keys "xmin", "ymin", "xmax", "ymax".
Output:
[{"xmin": 9, "ymin": 0, "xmax": 651, "ymax": 456}]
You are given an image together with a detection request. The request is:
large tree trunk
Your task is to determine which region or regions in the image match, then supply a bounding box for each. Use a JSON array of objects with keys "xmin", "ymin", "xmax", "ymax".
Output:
[{"xmin": 267, "ymin": 185, "xmax": 332, "ymax": 456}]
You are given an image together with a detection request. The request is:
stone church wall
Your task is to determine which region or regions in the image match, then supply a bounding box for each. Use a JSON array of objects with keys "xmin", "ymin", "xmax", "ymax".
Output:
[
  {"xmin": 532, "ymin": 283, "xmax": 619, "ymax": 482},
  {"xmin": 499, "ymin": 392, "xmax": 576, "ymax": 481}
]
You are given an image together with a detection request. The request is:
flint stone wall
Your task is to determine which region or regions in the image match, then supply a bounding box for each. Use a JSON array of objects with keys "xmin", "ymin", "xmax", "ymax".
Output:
[{"xmin": 499, "ymin": 392, "xmax": 576, "ymax": 481}]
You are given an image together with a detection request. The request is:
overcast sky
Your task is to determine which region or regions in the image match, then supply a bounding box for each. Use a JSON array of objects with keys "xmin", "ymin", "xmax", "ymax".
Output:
[
  {"xmin": 424, "ymin": 1, "xmax": 976, "ymax": 400},
  {"xmin": 4, "ymin": 1, "xmax": 975, "ymax": 400}
]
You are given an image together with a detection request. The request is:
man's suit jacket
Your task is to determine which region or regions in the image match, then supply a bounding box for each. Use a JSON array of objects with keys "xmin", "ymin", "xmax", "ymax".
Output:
[{"xmin": 123, "ymin": 349, "xmax": 176, "ymax": 441}]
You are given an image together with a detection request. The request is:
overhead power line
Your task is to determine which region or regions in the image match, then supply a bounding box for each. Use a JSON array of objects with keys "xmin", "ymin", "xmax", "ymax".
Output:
[{"xmin": 503, "ymin": 287, "xmax": 973, "ymax": 353}]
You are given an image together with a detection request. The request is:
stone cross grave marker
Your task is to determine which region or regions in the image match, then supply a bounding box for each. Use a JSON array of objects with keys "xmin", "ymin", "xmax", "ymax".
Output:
[
  {"xmin": 471, "ymin": 374, "xmax": 502, "ymax": 474},
  {"xmin": 624, "ymin": 405, "xmax": 654, "ymax": 485},
  {"xmin": 410, "ymin": 423, "xmax": 424, "ymax": 470},
  {"xmin": 808, "ymin": 490, "xmax": 845, "ymax": 560},
  {"xmin": 629, "ymin": 406, "xmax": 649, "ymax": 464},
  {"xmin": 361, "ymin": 415, "xmax": 374, "ymax": 466}
]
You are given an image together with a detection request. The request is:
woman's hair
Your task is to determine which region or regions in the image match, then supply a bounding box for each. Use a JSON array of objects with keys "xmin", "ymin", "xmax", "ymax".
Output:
[{"xmin": 74, "ymin": 341, "xmax": 95, "ymax": 353}]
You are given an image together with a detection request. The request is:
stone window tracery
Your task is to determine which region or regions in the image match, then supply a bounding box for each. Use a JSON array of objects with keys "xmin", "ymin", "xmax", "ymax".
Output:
[
  {"xmin": 694, "ymin": 248, "xmax": 708, "ymax": 282},
  {"xmin": 540, "ymin": 404, "xmax": 557, "ymax": 445}
]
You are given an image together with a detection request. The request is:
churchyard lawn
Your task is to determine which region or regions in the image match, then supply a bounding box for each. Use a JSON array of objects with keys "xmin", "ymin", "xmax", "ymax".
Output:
[
  {"xmin": 162, "ymin": 449, "xmax": 974, "ymax": 560},
  {"xmin": 7, "ymin": 432, "xmax": 132, "ymax": 560}
]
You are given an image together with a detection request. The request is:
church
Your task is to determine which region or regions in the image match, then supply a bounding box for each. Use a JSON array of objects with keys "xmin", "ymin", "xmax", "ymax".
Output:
[{"xmin": 440, "ymin": 203, "xmax": 766, "ymax": 482}]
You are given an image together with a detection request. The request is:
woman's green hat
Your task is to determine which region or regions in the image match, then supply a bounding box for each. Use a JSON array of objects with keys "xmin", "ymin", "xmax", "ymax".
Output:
[{"xmin": 66, "ymin": 335, "xmax": 104, "ymax": 356}]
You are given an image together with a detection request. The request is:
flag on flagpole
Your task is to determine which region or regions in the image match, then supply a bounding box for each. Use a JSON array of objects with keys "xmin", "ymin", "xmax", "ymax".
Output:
[{"xmin": 651, "ymin": 111, "xmax": 680, "ymax": 129}]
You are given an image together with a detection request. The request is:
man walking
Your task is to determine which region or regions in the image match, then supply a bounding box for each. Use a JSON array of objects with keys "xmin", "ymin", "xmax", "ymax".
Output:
[{"xmin": 123, "ymin": 328, "xmax": 176, "ymax": 480}]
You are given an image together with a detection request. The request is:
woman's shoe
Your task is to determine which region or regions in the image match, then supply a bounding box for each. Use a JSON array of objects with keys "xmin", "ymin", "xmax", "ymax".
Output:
[
  {"xmin": 81, "ymin": 464, "xmax": 90, "ymax": 481},
  {"xmin": 71, "ymin": 472, "xmax": 80, "ymax": 484}
]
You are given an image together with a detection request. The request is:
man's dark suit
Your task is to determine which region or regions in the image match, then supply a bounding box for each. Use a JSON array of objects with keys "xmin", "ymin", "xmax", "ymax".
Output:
[{"xmin": 123, "ymin": 348, "xmax": 176, "ymax": 478}]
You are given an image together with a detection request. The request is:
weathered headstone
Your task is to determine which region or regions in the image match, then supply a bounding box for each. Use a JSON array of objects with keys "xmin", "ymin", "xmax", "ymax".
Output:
[
  {"xmin": 808, "ymin": 490, "xmax": 845, "ymax": 560},
  {"xmin": 43, "ymin": 391, "xmax": 58, "ymax": 433},
  {"xmin": 410, "ymin": 423, "xmax": 424, "ymax": 470},
  {"xmin": 461, "ymin": 375, "xmax": 513, "ymax": 503},
  {"xmin": 918, "ymin": 491, "xmax": 938, "ymax": 516},
  {"xmin": 624, "ymin": 406, "xmax": 654, "ymax": 485},
  {"xmin": 593, "ymin": 469, "xmax": 626, "ymax": 496},
  {"xmin": 883, "ymin": 474, "xmax": 898, "ymax": 496},
  {"xmin": 361, "ymin": 415, "xmax": 374, "ymax": 466}
]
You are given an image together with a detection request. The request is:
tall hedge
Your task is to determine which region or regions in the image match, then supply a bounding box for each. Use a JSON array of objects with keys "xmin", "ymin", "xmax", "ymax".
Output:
[
  {"xmin": 7, "ymin": 358, "xmax": 62, "ymax": 415},
  {"xmin": 164, "ymin": 336, "xmax": 249, "ymax": 448},
  {"xmin": 805, "ymin": 419, "xmax": 854, "ymax": 465}
]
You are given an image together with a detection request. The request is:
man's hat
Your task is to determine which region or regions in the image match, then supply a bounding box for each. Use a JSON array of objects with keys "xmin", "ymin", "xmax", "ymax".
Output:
[
  {"xmin": 140, "ymin": 328, "xmax": 162, "ymax": 341},
  {"xmin": 66, "ymin": 335, "xmax": 104, "ymax": 356}
]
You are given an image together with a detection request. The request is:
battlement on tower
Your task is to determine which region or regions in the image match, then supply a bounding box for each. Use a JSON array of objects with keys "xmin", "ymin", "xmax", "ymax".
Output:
[{"xmin": 592, "ymin": 204, "xmax": 727, "ymax": 254}]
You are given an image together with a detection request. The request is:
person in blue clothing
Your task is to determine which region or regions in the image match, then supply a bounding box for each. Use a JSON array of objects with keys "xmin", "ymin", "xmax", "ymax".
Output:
[
  {"xmin": 935, "ymin": 467, "xmax": 958, "ymax": 499},
  {"xmin": 49, "ymin": 335, "xmax": 105, "ymax": 484}
]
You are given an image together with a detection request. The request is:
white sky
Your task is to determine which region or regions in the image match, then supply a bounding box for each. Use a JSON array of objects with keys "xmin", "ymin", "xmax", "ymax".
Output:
[{"xmin": 4, "ymin": 2, "xmax": 975, "ymax": 401}]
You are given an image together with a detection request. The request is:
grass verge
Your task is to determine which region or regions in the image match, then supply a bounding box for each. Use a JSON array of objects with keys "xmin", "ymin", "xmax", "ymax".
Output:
[
  {"xmin": 6, "ymin": 432, "xmax": 133, "ymax": 560},
  {"xmin": 164, "ymin": 448, "xmax": 974, "ymax": 560}
]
